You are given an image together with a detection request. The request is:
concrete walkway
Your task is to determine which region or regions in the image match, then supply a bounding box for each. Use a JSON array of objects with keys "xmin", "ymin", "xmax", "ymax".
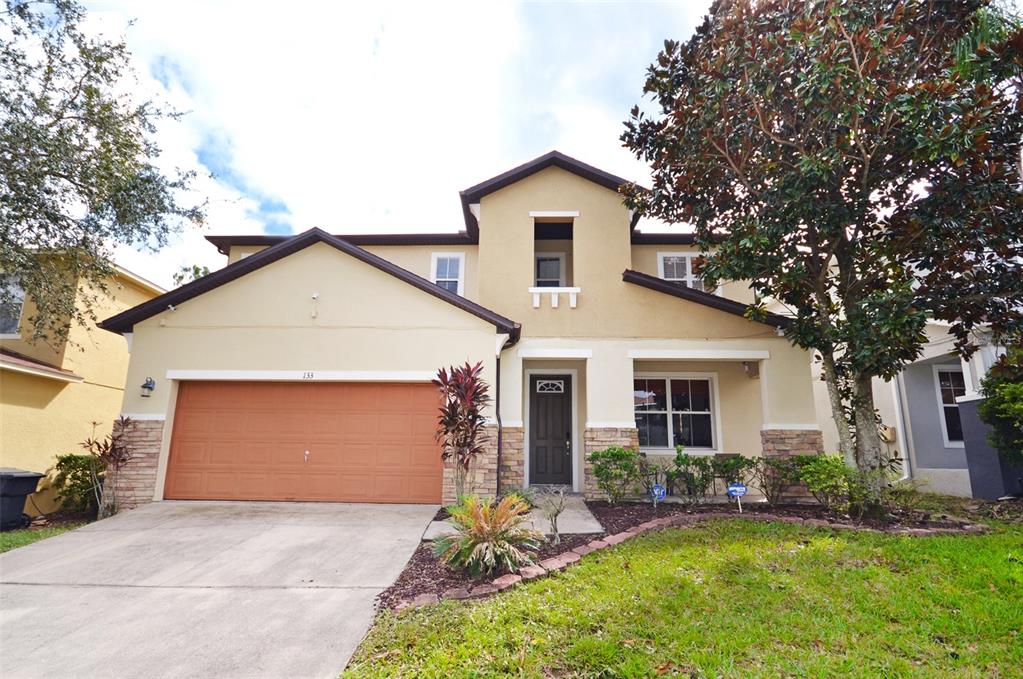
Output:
[
  {"xmin": 423, "ymin": 493, "xmax": 602, "ymax": 540},
  {"xmin": 0, "ymin": 501, "xmax": 436, "ymax": 679}
]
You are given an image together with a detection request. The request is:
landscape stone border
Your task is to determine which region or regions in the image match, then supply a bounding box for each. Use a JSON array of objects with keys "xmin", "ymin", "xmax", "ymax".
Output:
[{"xmin": 392, "ymin": 512, "xmax": 989, "ymax": 611}]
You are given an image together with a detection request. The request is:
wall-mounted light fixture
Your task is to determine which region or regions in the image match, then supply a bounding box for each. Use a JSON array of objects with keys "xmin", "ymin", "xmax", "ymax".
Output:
[
  {"xmin": 742, "ymin": 361, "xmax": 760, "ymax": 379},
  {"xmin": 140, "ymin": 377, "xmax": 156, "ymax": 397}
]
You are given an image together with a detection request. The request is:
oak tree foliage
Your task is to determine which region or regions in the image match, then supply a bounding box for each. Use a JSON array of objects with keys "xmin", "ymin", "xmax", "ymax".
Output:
[{"xmin": 1, "ymin": 0, "xmax": 203, "ymax": 345}]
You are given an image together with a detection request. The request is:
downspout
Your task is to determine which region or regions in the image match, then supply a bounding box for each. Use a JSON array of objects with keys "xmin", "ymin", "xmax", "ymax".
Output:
[{"xmin": 496, "ymin": 352, "xmax": 503, "ymax": 497}]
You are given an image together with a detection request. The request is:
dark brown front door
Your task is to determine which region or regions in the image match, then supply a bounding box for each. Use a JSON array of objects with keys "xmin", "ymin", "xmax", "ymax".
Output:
[{"xmin": 529, "ymin": 375, "xmax": 573, "ymax": 485}]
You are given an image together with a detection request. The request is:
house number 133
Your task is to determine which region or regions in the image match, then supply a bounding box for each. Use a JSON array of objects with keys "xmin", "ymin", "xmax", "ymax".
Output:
[{"xmin": 301, "ymin": 372, "xmax": 315, "ymax": 380}]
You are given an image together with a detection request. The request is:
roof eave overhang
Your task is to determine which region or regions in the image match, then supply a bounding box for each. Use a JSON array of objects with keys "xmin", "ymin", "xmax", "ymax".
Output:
[
  {"xmin": 622, "ymin": 269, "xmax": 792, "ymax": 329},
  {"xmin": 101, "ymin": 228, "xmax": 521, "ymax": 340}
]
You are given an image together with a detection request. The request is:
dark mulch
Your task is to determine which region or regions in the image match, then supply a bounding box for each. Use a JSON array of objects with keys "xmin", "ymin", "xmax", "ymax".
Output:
[{"xmin": 378, "ymin": 531, "xmax": 602, "ymax": 610}]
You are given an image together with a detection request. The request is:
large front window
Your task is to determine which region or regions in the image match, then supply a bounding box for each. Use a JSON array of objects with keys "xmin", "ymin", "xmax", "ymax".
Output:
[{"xmin": 634, "ymin": 376, "xmax": 715, "ymax": 449}]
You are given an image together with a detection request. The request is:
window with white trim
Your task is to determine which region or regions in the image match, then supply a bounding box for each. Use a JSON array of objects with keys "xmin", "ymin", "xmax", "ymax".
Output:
[
  {"xmin": 0, "ymin": 275, "xmax": 25, "ymax": 337},
  {"xmin": 431, "ymin": 253, "xmax": 464, "ymax": 296},
  {"xmin": 634, "ymin": 376, "xmax": 715, "ymax": 449},
  {"xmin": 534, "ymin": 254, "xmax": 565, "ymax": 287},
  {"xmin": 657, "ymin": 252, "xmax": 707, "ymax": 292},
  {"xmin": 934, "ymin": 367, "xmax": 966, "ymax": 445}
]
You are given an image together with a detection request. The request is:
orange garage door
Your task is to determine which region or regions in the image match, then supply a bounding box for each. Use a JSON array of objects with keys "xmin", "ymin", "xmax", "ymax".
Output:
[{"xmin": 164, "ymin": 381, "xmax": 443, "ymax": 503}]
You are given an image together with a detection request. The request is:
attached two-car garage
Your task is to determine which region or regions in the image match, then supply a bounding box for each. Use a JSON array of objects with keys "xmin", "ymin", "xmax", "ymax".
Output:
[{"xmin": 164, "ymin": 381, "xmax": 444, "ymax": 503}]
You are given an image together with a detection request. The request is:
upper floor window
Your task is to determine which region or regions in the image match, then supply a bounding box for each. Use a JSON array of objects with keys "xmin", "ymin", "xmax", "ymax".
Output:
[
  {"xmin": 934, "ymin": 366, "xmax": 966, "ymax": 447},
  {"xmin": 431, "ymin": 252, "xmax": 465, "ymax": 296},
  {"xmin": 0, "ymin": 275, "xmax": 25, "ymax": 337},
  {"xmin": 535, "ymin": 254, "xmax": 566, "ymax": 288},
  {"xmin": 657, "ymin": 252, "xmax": 707, "ymax": 292}
]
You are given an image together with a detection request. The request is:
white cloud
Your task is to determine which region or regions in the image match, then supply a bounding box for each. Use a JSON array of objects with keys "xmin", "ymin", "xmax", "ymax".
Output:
[{"xmin": 84, "ymin": 0, "xmax": 710, "ymax": 287}]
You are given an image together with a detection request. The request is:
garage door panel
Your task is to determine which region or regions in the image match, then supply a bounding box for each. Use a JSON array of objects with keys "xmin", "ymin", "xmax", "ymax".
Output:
[{"xmin": 165, "ymin": 381, "xmax": 443, "ymax": 503}]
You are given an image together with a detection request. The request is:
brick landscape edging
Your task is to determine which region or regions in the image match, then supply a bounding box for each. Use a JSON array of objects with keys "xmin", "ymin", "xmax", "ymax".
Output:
[{"xmin": 392, "ymin": 512, "xmax": 989, "ymax": 611}]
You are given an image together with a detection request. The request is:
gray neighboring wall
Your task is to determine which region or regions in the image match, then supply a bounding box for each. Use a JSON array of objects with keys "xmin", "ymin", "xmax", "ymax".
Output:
[{"xmin": 903, "ymin": 355, "xmax": 967, "ymax": 471}]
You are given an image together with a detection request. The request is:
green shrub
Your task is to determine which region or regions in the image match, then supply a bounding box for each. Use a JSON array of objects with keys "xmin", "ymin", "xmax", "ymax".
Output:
[
  {"xmin": 499, "ymin": 486, "xmax": 536, "ymax": 509},
  {"xmin": 672, "ymin": 447, "xmax": 714, "ymax": 504},
  {"xmin": 433, "ymin": 495, "xmax": 544, "ymax": 576},
  {"xmin": 749, "ymin": 457, "xmax": 800, "ymax": 505},
  {"xmin": 51, "ymin": 454, "xmax": 104, "ymax": 516},
  {"xmin": 711, "ymin": 455, "xmax": 757, "ymax": 486},
  {"xmin": 881, "ymin": 479, "xmax": 925, "ymax": 516},
  {"xmin": 587, "ymin": 445, "xmax": 641, "ymax": 504},
  {"xmin": 636, "ymin": 454, "xmax": 674, "ymax": 499},
  {"xmin": 978, "ymin": 345, "xmax": 1023, "ymax": 461},
  {"xmin": 796, "ymin": 455, "xmax": 873, "ymax": 518}
]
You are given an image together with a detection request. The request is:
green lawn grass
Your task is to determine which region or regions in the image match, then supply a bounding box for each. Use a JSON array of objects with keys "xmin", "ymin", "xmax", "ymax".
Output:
[
  {"xmin": 346, "ymin": 519, "xmax": 1023, "ymax": 678},
  {"xmin": 0, "ymin": 523, "xmax": 82, "ymax": 554}
]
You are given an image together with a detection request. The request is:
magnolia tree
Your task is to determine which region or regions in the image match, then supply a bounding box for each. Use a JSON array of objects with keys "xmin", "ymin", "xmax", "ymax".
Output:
[
  {"xmin": 622, "ymin": 0, "xmax": 1023, "ymax": 496},
  {"xmin": 434, "ymin": 362, "xmax": 491, "ymax": 500}
]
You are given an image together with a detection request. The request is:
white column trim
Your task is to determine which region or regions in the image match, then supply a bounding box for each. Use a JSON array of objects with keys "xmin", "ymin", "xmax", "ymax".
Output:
[
  {"xmin": 761, "ymin": 423, "xmax": 821, "ymax": 431},
  {"xmin": 628, "ymin": 349, "xmax": 770, "ymax": 360},
  {"xmin": 585, "ymin": 421, "xmax": 638, "ymax": 429},
  {"xmin": 119, "ymin": 413, "xmax": 167, "ymax": 421},
  {"xmin": 516, "ymin": 348, "xmax": 592, "ymax": 359},
  {"xmin": 165, "ymin": 369, "xmax": 436, "ymax": 382}
]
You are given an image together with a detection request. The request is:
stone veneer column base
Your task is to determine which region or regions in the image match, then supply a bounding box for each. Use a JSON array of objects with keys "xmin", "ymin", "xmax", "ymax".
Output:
[
  {"xmin": 498, "ymin": 426, "xmax": 525, "ymax": 492},
  {"xmin": 582, "ymin": 427, "xmax": 640, "ymax": 500},
  {"xmin": 110, "ymin": 418, "xmax": 164, "ymax": 509},
  {"xmin": 442, "ymin": 424, "xmax": 500, "ymax": 504},
  {"xmin": 760, "ymin": 428, "xmax": 824, "ymax": 499}
]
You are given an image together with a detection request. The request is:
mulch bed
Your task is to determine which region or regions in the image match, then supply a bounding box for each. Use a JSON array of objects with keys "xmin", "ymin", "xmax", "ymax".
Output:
[{"xmin": 377, "ymin": 499, "xmax": 991, "ymax": 610}]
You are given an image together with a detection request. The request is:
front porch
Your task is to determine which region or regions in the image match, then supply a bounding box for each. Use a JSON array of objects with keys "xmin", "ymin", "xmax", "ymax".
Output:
[{"xmin": 468, "ymin": 339, "xmax": 825, "ymax": 503}]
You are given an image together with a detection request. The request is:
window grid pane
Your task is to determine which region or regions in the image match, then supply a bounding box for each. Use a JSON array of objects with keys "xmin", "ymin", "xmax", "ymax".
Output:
[{"xmin": 634, "ymin": 377, "xmax": 714, "ymax": 449}]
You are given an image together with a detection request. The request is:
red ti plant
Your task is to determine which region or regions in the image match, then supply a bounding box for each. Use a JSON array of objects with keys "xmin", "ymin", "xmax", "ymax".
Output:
[{"xmin": 434, "ymin": 362, "xmax": 491, "ymax": 500}]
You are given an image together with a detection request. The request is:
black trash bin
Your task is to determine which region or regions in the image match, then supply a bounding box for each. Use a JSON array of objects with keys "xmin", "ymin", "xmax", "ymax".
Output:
[{"xmin": 0, "ymin": 468, "xmax": 45, "ymax": 531}]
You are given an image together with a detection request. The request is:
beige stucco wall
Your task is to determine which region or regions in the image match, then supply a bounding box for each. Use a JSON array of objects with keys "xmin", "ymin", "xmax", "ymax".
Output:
[
  {"xmin": 629, "ymin": 244, "xmax": 754, "ymax": 304},
  {"xmin": 226, "ymin": 245, "xmax": 267, "ymax": 264},
  {"xmin": 0, "ymin": 273, "xmax": 158, "ymax": 513},
  {"xmin": 121, "ymin": 242, "xmax": 499, "ymax": 417},
  {"xmin": 362, "ymin": 245, "xmax": 480, "ymax": 302}
]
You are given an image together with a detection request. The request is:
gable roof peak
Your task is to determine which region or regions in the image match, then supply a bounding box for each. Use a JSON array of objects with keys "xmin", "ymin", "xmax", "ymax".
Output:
[{"xmin": 459, "ymin": 150, "xmax": 643, "ymax": 237}]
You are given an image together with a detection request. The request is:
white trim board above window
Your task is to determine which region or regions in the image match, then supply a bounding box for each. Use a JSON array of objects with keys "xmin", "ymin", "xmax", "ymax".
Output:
[
  {"xmin": 656, "ymin": 252, "xmax": 714, "ymax": 293},
  {"xmin": 430, "ymin": 252, "xmax": 465, "ymax": 296},
  {"xmin": 0, "ymin": 274, "xmax": 25, "ymax": 338},
  {"xmin": 933, "ymin": 365, "xmax": 966, "ymax": 448}
]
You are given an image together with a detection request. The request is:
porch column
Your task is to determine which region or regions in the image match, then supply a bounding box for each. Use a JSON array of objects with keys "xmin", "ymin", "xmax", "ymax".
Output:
[
  {"xmin": 582, "ymin": 347, "xmax": 639, "ymax": 499},
  {"xmin": 497, "ymin": 349, "xmax": 524, "ymax": 491},
  {"xmin": 759, "ymin": 346, "xmax": 824, "ymax": 461}
]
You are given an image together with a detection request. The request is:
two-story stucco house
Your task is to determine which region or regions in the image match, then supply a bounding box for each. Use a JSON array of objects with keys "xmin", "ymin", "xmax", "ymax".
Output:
[
  {"xmin": 99, "ymin": 152, "xmax": 824, "ymax": 506},
  {"xmin": 1, "ymin": 265, "xmax": 163, "ymax": 513}
]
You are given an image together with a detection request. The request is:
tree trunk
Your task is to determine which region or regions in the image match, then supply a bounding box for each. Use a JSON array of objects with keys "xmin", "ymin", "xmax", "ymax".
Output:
[
  {"xmin": 819, "ymin": 350, "xmax": 856, "ymax": 463},
  {"xmin": 852, "ymin": 374, "xmax": 885, "ymax": 496}
]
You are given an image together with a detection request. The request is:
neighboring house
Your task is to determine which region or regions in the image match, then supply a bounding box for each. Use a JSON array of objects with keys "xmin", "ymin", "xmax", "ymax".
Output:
[
  {"xmin": 0, "ymin": 265, "xmax": 164, "ymax": 513},
  {"xmin": 811, "ymin": 324, "xmax": 1007, "ymax": 498},
  {"xmin": 99, "ymin": 151, "xmax": 823, "ymax": 507}
]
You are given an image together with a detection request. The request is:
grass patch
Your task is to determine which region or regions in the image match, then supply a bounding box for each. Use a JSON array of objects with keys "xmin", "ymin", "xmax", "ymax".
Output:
[
  {"xmin": 0, "ymin": 523, "xmax": 82, "ymax": 554},
  {"xmin": 346, "ymin": 519, "xmax": 1023, "ymax": 678}
]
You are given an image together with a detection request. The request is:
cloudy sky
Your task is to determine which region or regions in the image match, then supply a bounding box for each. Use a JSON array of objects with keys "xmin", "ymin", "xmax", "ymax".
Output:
[{"xmin": 85, "ymin": 1, "xmax": 712, "ymax": 288}]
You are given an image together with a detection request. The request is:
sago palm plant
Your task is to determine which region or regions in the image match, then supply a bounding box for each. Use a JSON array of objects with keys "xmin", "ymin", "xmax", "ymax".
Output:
[{"xmin": 433, "ymin": 495, "xmax": 545, "ymax": 576}]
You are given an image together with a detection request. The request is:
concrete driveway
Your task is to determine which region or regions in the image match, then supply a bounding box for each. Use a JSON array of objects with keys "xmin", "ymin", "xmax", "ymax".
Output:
[{"xmin": 0, "ymin": 501, "xmax": 436, "ymax": 679}]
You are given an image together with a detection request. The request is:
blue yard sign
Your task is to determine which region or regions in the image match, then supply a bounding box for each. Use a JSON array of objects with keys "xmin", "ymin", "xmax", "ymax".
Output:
[
  {"xmin": 726, "ymin": 482, "xmax": 747, "ymax": 513},
  {"xmin": 726, "ymin": 483, "xmax": 747, "ymax": 497},
  {"xmin": 651, "ymin": 483, "xmax": 666, "ymax": 506}
]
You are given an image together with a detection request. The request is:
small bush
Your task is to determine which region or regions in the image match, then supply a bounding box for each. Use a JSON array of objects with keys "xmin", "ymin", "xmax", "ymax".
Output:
[
  {"xmin": 710, "ymin": 455, "xmax": 757, "ymax": 490},
  {"xmin": 433, "ymin": 495, "xmax": 544, "ymax": 576},
  {"xmin": 587, "ymin": 445, "xmax": 641, "ymax": 504},
  {"xmin": 499, "ymin": 486, "xmax": 536, "ymax": 509},
  {"xmin": 881, "ymin": 479, "xmax": 925, "ymax": 516},
  {"xmin": 672, "ymin": 447, "xmax": 714, "ymax": 504},
  {"xmin": 636, "ymin": 454, "xmax": 674, "ymax": 498},
  {"xmin": 749, "ymin": 457, "xmax": 800, "ymax": 505},
  {"xmin": 52, "ymin": 454, "xmax": 105, "ymax": 517},
  {"xmin": 796, "ymin": 455, "xmax": 873, "ymax": 518},
  {"xmin": 978, "ymin": 345, "xmax": 1023, "ymax": 461}
]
